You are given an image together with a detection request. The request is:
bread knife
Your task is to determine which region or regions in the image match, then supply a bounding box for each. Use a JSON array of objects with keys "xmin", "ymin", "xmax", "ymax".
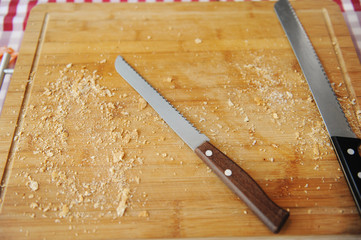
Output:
[
  {"xmin": 115, "ymin": 56, "xmax": 289, "ymax": 233},
  {"xmin": 275, "ymin": 0, "xmax": 361, "ymax": 214}
]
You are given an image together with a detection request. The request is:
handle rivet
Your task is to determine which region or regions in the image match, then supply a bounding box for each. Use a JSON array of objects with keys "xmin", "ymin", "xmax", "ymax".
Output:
[
  {"xmin": 347, "ymin": 148, "xmax": 355, "ymax": 155},
  {"xmin": 205, "ymin": 150, "xmax": 213, "ymax": 157},
  {"xmin": 358, "ymin": 172, "xmax": 361, "ymax": 179},
  {"xmin": 224, "ymin": 169, "xmax": 232, "ymax": 176}
]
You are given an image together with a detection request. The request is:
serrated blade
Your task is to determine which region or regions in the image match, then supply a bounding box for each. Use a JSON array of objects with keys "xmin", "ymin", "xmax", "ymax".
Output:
[
  {"xmin": 115, "ymin": 56, "xmax": 209, "ymax": 150},
  {"xmin": 274, "ymin": 0, "xmax": 356, "ymax": 138}
]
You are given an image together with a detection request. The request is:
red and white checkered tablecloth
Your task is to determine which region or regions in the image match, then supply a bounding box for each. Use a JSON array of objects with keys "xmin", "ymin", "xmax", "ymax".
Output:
[{"xmin": 0, "ymin": 0, "xmax": 360, "ymax": 112}]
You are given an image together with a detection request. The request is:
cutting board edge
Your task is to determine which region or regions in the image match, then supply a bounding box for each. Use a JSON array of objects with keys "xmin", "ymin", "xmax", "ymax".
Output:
[{"xmin": 0, "ymin": 2, "xmax": 49, "ymax": 206}]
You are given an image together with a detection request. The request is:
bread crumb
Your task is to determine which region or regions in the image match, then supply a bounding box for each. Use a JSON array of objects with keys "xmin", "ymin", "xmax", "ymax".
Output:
[
  {"xmin": 228, "ymin": 99, "xmax": 234, "ymax": 107},
  {"xmin": 313, "ymin": 144, "xmax": 320, "ymax": 156},
  {"xmin": 112, "ymin": 150, "xmax": 125, "ymax": 163},
  {"xmin": 43, "ymin": 87, "xmax": 52, "ymax": 96},
  {"xmin": 286, "ymin": 91, "xmax": 293, "ymax": 98},
  {"xmin": 28, "ymin": 179, "xmax": 39, "ymax": 191},
  {"xmin": 138, "ymin": 210, "xmax": 149, "ymax": 217},
  {"xmin": 30, "ymin": 202, "xmax": 38, "ymax": 209},
  {"xmin": 165, "ymin": 77, "xmax": 173, "ymax": 82},
  {"xmin": 134, "ymin": 176, "xmax": 140, "ymax": 184},
  {"xmin": 59, "ymin": 204, "xmax": 70, "ymax": 218},
  {"xmin": 116, "ymin": 188, "xmax": 130, "ymax": 217},
  {"xmin": 254, "ymin": 96, "xmax": 265, "ymax": 106},
  {"xmin": 194, "ymin": 38, "xmax": 202, "ymax": 44},
  {"xmin": 138, "ymin": 97, "xmax": 148, "ymax": 110}
]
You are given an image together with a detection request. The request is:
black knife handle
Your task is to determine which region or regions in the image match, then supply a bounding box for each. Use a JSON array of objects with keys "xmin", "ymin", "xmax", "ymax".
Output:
[
  {"xmin": 195, "ymin": 141, "xmax": 289, "ymax": 233},
  {"xmin": 331, "ymin": 136, "xmax": 361, "ymax": 214}
]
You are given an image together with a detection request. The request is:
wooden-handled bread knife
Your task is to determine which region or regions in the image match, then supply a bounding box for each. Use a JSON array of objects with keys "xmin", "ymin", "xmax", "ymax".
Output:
[
  {"xmin": 115, "ymin": 56, "xmax": 289, "ymax": 233},
  {"xmin": 275, "ymin": 0, "xmax": 361, "ymax": 214}
]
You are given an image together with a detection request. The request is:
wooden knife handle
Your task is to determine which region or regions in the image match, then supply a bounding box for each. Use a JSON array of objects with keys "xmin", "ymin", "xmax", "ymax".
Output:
[{"xmin": 195, "ymin": 141, "xmax": 289, "ymax": 233}]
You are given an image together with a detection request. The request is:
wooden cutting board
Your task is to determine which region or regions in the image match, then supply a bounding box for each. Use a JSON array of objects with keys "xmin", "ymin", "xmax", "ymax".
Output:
[{"xmin": 1, "ymin": 0, "xmax": 361, "ymax": 238}]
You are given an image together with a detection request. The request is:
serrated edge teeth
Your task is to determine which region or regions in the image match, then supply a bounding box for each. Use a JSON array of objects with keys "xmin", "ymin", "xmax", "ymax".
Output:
[{"xmin": 118, "ymin": 57, "xmax": 201, "ymax": 134}]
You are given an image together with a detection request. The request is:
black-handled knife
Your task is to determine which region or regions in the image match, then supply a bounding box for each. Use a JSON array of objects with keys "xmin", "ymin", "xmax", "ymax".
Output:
[
  {"xmin": 115, "ymin": 56, "xmax": 289, "ymax": 233},
  {"xmin": 275, "ymin": 0, "xmax": 361, "ymax": 214}
]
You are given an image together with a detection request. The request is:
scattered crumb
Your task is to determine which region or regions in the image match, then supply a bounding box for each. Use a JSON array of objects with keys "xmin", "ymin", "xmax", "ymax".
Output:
[
  {"xmin": 112, "ymin": 150, "xmax": 125, "ymax": 163},
  {"xmin": 116, "ymin": 188, "xmax": 130, "ymax": 217},
  {"xmin": 194, "ymin": 38, "xmax": 202, "ymax": 44},
  {"xmin": 27, "ymin": 179, "xmax": 39, "ymax": 191},
  {"xmin": 30, "ymin": 202, "xmax": 38, "ymax": 209},
  {"xmin": 59, "ymin": 204, "xmax": 69, "ymax": 218},
  {"xmin": 138, "ymin": 97, "xmax": 148, "ymax": 110},
  {"xmin": 138, "ymin": 210, "xmax": 149, "ymax": 217},
  {"xmin": 18, "ymin": 59, "xmax": 148, "ymax": 223},
  {"xmin": 165, "ymin": 76, "xmax": 173, "ymax": 83}
]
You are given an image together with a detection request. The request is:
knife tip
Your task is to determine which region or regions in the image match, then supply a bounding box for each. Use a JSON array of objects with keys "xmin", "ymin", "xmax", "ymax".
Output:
[{"xmin": 116, "ymin": 55, "xmax": 124, "ymax": 61}]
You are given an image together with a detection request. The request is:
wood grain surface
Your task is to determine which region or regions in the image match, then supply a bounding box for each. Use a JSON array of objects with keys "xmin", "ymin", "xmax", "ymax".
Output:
[{"xmin": 1, "ymin": 0, "xmax": 361, "ymax": 239}]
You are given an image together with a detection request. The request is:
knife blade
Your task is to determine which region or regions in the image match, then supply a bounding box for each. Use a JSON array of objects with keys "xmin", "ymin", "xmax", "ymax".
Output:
[
  {"xmin": 275, "ymin": 0, "xmax": 361, "ymax": 214},
  {"xmin": 115, "ymin": 56, "xmax": 289, "ymax": 233}
]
